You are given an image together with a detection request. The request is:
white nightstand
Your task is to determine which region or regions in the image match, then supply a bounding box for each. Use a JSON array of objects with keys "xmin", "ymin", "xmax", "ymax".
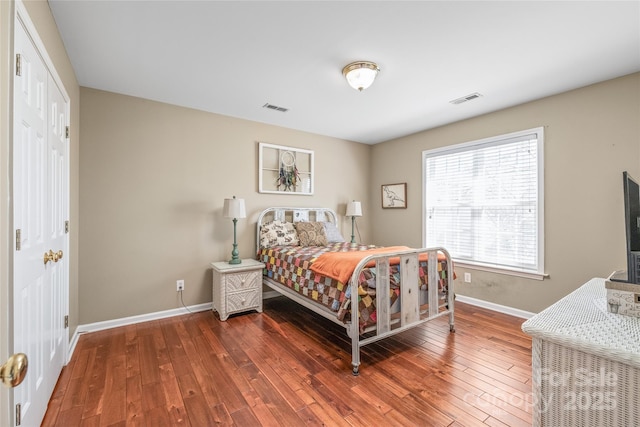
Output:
[{"xmin": 211, "ymin": 259, "xmax": 263, "ymax": 321}]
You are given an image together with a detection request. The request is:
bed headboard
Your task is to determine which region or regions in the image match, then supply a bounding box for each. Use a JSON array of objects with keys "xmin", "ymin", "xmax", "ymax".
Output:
[{"xmin": 256, "ymin": 207, "xmax": 338, "ymax": 254}]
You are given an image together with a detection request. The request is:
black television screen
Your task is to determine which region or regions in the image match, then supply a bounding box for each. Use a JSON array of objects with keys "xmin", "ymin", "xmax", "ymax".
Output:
[
  {"xmin": 622, "ymin": 171, "xmax": 640, "ymax": 284},
  {"xmin": 624, "ymin": 171, "xmax": 640, "ymax": 253}
]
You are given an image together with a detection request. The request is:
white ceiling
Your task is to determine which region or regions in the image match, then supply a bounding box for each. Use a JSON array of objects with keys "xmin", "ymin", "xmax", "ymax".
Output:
[{"xmin": 48, "ymin": 1, "xmax": 640, "ymax": 145}]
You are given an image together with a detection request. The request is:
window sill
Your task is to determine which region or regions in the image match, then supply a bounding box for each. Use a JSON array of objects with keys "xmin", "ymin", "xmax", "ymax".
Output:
[{"xmin": 454, "ymin": 261, "xmax": 548, "ymax": 281}]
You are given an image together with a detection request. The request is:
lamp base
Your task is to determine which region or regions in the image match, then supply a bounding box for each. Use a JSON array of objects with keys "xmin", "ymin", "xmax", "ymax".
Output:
[
  {"xmin": 350, "ymin": 216, "xmax": 357, "ymax": 245},
  {"xmin": 229, "ymin": 228, "xmax": 241, "ymax": 264}
]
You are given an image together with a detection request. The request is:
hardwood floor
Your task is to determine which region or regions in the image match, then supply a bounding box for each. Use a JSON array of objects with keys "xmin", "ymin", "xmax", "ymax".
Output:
[{"xmin": 42, "ymin": 298, "xmax": 532, "ymax": 426}]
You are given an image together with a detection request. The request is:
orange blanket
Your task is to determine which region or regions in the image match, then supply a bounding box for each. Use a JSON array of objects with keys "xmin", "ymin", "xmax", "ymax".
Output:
[{"xmin": 309, "ymin": 246, "xmax": 428, "ymax": 284}]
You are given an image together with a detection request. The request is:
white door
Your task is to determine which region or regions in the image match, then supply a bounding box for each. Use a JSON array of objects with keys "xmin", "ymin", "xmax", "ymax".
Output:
[
  {"xmin": 13, "ymin": 17, "xmax": 69, "ymax": 427},
  {"xmin": 46, "ymin": 69, "xmax": 69, "ymax": 399}
]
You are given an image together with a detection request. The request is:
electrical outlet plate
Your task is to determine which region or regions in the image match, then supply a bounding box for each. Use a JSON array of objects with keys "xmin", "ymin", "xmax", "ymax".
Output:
[
  {"xmin": 464, "ymin": 273, "xmax": 471, "ymax": 283},
  {"xmin": 176, "ymin": 280, "xmax": 184, "ymax": 291}
]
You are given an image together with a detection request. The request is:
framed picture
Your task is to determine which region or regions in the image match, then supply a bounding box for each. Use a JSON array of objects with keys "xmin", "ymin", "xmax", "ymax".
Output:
[
  {"xmin": 258, "ymin": 142, "xmax": 314, "ymax": 195},
  {"xmin": 381, "ymin": 183, "xmax": 407, "ymax": 209}
]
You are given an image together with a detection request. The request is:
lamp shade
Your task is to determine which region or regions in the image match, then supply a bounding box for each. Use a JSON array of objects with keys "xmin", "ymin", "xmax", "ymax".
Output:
[
  {"xmin": 342, "ymin": 61, "xmax": 379, "ymax": 92},
  {"xmin": 223, "ymin": 196, "xmax": 246, "ymax": 219},
  {"xmin": 346, "ymin": 201, "xmax": 363, "ymax": 217}
]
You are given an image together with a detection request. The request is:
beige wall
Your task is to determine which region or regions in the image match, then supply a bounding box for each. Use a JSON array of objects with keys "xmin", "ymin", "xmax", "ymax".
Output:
[
  {"xmin": 0, "ymin": 1, "xmax": 79, "ymax": 425},
  {"xmin": 80, "ymin": 74, "xmax": 640, "ymax": 322},
  {"xmin": 371, "ymin": 73, "xmax": 640, "ymax": 313},
  {"xmin": 79, "ymin": 88, "xmax": 370, "ymax": 324}
]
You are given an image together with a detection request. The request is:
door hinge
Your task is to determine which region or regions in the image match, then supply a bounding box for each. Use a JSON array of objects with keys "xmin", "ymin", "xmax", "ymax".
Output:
[
  {"xmin": 65, "ymin": 220, "xmax": 69, "ymax": 234},
  {"xmin": 15, "ymin": 54, "xmax": 21, "ymax": 76},
  {"xmin": 65, "ymin": 126, "xmax": 69, "ymax": 139},
  {"xmin": 15, "ymin": 403, "xmax": 21, "ymax": 426},
  {"xmin": 64, "ymin": 315, "xmax": 69, "ymax": 329},
  {"xmin": 15, "ymin": 229, "xmax": 21, "ymax": 251}
]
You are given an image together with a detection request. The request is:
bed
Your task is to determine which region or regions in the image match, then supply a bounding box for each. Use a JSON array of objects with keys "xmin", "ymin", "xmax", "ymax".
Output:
[{"xmin": 256, "ymin": 207, "xmax": 455, "ymax": 375}]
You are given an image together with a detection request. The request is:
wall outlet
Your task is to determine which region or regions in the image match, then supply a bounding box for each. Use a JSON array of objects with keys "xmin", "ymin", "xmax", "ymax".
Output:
[
  {"xmin": 464, "ymin": 273, "xmax": 471, "ymax": 283},
  {"xmin": 176, "ymin": 279, "xmax": 184, "ymax": 292}
]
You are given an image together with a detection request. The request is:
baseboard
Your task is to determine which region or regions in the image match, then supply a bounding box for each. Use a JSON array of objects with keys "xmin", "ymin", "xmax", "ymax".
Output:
[
  {"xmin": 67, "ymin": 302, "xmax": 213, "ymax": 362},
  {"xmin": 67, "ymin": 331, "xmax": 80, "ymax": 364},
  {"xmin": 455, "ymin": 294, "xmax": 535, "ymax": 319},
  {"xmin": 63, "ymin": 294, "xmax": 531, "ymax": 371}
]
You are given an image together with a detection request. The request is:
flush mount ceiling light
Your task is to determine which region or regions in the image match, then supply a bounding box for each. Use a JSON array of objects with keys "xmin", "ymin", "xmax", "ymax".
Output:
[{"xmin": 342, "ymin": 61, "xmax": 380, "ymax": 92}]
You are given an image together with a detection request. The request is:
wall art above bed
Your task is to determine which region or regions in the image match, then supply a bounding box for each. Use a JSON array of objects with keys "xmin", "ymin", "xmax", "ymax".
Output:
[
  {"xmin": 381, "ymin": 182, "xmax": 407, "ymax": 208},
  {"xmin": 258, "ymin": 142, "xmax": 314, "ymax": 195}
]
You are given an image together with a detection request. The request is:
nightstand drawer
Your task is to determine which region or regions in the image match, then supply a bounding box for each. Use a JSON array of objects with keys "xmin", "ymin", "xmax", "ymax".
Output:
[
  {"xmin": 226, "ymin": 288, "xmax": 261, "ymax": 313},
  {"xmin": 226, "ymin": 270, "xmax": 261, "ymax": 292}
]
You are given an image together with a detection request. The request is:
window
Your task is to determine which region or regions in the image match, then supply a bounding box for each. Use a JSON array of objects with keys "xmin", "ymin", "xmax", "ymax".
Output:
[{"xmin": 423, "ymin": 128, "xmax": 544, "ymax": 278}]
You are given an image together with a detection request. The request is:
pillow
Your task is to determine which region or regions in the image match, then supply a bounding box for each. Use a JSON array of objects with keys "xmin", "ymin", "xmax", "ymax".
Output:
[
  {"xmin": 322, "ymin": 222, "xmax": 345, "ymax": 243},
  {"xmin": 294, "ymin": 222, "xmax": 328, "ymax": 246},
  {"xmin": 259, "ymin": 220, "xmax": 299, "ymax": 248}
]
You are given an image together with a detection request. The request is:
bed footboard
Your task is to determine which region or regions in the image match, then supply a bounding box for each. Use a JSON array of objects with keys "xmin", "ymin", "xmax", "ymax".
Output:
[{"xmin": 348, "ymin": 247, "xmax": 454, "ymax": 376}]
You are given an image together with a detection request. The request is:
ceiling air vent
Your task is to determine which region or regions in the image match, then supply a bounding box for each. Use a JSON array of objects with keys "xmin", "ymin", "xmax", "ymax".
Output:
[
  {"xmin": 262, "ymin": 103, "xmax": 289, "ymax": 113},
  {"xmin": 449, "ymin": 92, "xmax": 483, "ymax": 105}
]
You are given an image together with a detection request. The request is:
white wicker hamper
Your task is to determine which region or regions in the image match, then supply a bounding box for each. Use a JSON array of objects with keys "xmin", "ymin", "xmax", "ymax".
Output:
[{"xmin": 522, "ymin": 278, "xmax": 640, "ymax": 426}]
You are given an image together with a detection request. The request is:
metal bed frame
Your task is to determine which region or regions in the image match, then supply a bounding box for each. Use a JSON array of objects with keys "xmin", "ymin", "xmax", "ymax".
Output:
[{"xmin": 256, "ymin": 207, "xmax": 455, "ymax": 375}]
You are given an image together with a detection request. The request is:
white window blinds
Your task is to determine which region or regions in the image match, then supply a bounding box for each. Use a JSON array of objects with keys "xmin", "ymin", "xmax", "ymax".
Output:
[{"xmin": 423, "ymin": 128, "xmax": 544, "ymax": 275}]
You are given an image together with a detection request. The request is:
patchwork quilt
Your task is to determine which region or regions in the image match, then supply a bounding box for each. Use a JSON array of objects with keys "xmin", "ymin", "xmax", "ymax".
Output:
[{"xmin": 258, "ymin": 242, "xmax": 450, "ymax": 331}]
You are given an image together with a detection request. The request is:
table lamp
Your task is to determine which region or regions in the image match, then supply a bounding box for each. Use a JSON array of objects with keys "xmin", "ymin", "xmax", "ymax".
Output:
[
  {"xmin": 346, "ymin": 201, "xmax": 362, "ymax": 244},
  {"xmin": 223, "ymin": 196, "xmax": 246, "ymax": 264}
]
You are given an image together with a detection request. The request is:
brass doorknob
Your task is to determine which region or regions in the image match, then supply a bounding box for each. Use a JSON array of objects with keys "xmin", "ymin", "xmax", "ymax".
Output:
[
  {"xmin": 44, "ymin": 250, "xmax": 55, "ymax": 265},
  {"xmin": 0, "ymin": 353, "xmax": 28, "ymax": 388},
  {"xmin": 43, "ymin": 250, "xmax": 63, "ymax": 265}
]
